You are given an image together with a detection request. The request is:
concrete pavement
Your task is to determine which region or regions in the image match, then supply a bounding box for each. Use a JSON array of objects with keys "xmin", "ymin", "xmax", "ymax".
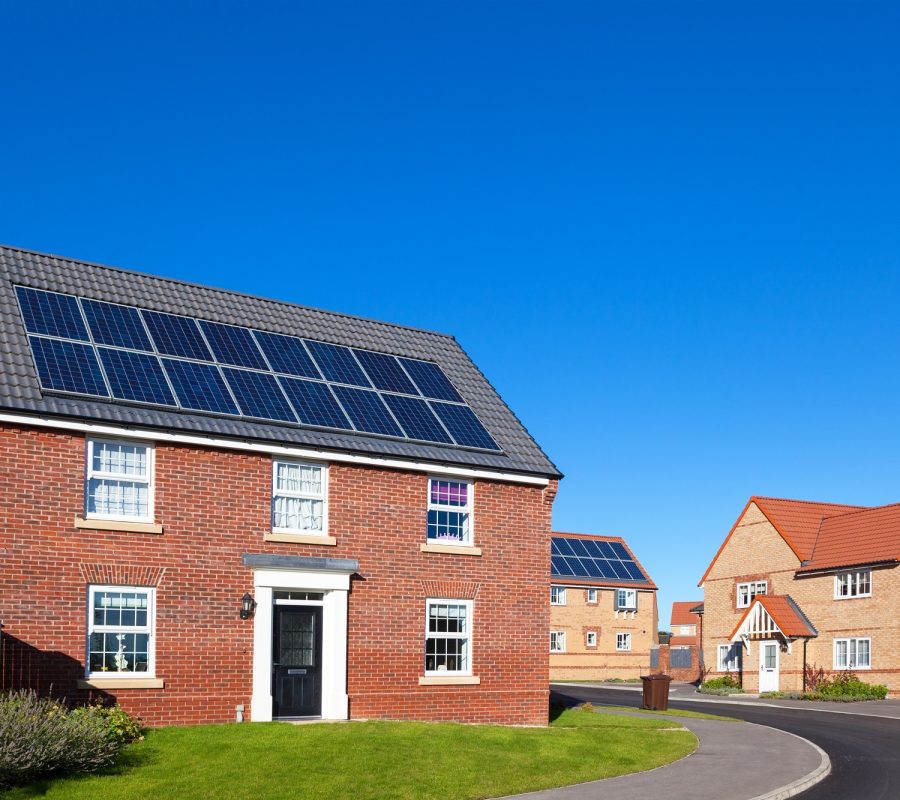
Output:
[{"xmin": 503, "ymin": 703, "xmax": 830, "ymax": 800}]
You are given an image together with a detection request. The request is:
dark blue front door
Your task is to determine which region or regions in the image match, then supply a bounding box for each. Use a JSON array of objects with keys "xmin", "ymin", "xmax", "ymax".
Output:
[{"xmin": 272, "ymin": 605, "xmax": 322, "ymax": 718}]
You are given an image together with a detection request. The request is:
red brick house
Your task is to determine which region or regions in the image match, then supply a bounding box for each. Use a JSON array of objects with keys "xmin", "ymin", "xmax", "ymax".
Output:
[
  {"xmin": 669, "ymin": 601, "xmax": 702, "ymax": 647},
  {"xmin": 699, "ymin": 496, "xmax": 899, "ymax": 694},
  {"xmin": 0, "ymin": 244, "xmax": 561, "ymax": 726}
]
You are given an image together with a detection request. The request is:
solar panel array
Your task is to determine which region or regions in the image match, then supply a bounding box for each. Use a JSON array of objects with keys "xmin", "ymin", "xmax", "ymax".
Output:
[
  {"xmin": 551, "ymin": 536, "xmax": 649, "ymax": 582},
  {"xmin": 15, "ymin": 286, "xmax": 501, "ymax": 452}
]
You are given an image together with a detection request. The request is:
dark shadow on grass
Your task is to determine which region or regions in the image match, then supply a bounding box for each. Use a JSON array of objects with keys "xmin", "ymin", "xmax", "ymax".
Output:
[{"xmin": 549, "ymin": 690, "xmax": 582, "ymax": 712}]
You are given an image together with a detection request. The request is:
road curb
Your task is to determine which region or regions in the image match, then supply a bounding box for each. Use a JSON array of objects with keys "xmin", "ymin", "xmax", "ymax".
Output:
[{"xmin": 745, "ymin": 723, "xmax": 831, "ymax": 800}]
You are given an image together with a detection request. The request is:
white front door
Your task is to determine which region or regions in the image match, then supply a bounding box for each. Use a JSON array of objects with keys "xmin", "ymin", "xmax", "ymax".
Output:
[{"xmin": 759, "ymin": 640, "xmax": 779, "ymax": 692}]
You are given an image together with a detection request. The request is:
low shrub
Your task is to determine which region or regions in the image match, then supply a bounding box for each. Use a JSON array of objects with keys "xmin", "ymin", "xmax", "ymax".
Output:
[
  {"xmin": 798, "ymin": 668, "xmax": 888, "ymax": 701},
  {"xmin": 0, "ymin": 690, "xmax": 142, "ymax": 789},
  {"xmin": 699, "ymin": 675, "xmax": 742, "ymax": 694}
]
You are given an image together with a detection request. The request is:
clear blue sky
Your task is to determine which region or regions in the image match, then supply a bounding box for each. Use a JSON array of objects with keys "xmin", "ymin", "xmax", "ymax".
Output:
[{"xmin": 2, "ymin": 2, "xmax": 899, "ymax": 625}]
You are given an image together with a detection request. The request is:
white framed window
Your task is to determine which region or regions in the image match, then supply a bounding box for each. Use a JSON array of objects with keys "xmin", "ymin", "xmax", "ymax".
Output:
[
  {"xmin": 87, "ymin": 585, "xmax": 155, "ymax": 677},
  {"xmin": 426, "ymin": 478, "xmax": 473, "ymax": 545},
  {"xmin": 679, "ymin": 625, "xmax": 693, "ymax": 636},
  {"xmin": 586, "ymin": 588, "xmax": 598, "ymax": 604},
  {"xmin": 85, "ymin": 438, "xmax": 154, "ymax": 522},
  {"xmin": 834, "ymin": 637, "xmax": 871, "ymax": 670},
  {"xmin": 718, "ymin": 643, "xmax": 742, "ymax": 672},
  {"xmin": 616, "ymin": 589, "xmax": 637, "ymax": 610},
  {"xmin": 550, "ymin": 586, "xmax": 567, "ymax": 605},
  {"xmin": 835, "ymin": 570, "xmax": 872, "ymax": 599},
  {"xmin": 586, "ymin": 631, "xmax": 597, "ymax": 647},
  {"xmin": 616, "ymin": 633, "xmax": 632, "ymax": 651},
  {"xmin": 736, "ymin": 580, "xmax": 767, "ymax": 608},
  {"xmin": 424, "ymin": 599, "xmax": 472, "ymax": 675},
  {"xmin": 550, "ymin": 631, "xmax": 566, "ymax": 653},
  {"xmin": 272, "ymin": 459, "xmax": 327, "ymax": 533}
]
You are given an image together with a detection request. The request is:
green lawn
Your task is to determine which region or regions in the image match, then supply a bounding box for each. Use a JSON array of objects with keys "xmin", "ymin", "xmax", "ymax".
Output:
[
  {"xmin": 8, "ymin": 709, "xmax": 695, "ymax": 800},
  {"xmin": 596, "ymin": 704, "xmax": 742, "ymax": 722}
]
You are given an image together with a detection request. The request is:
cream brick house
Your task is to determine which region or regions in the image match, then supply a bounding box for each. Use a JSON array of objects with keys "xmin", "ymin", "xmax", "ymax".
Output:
[
  {"xmin": 550, "ymin": 532, "xmax": 657, "ymax": 681},
  {"xmin": 699, "ymin": 497, "xmax": 899, "ymax": 694}
]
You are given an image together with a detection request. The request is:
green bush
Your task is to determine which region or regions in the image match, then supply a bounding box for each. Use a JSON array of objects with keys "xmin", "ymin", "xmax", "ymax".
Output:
[
  {"xmin": 798, "ymin": 668, "xmax": 888, "ymax": 701},
  {"xmin": 699, "ymin": 674, "xmax": 742, "ymax": 694},
  {"xmin": 0, "ymin": 690, "xmax": 141, "ymax": 789}
]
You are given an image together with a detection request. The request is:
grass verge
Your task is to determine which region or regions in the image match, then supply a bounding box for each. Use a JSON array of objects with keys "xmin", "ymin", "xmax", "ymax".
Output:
[
  {"xmin": 7, "ymin": 709, "xmax": 695, "ymax": 800},
  {"xmin": 595, "ymin": 704, "xmax": 741, "ymax": 722}
]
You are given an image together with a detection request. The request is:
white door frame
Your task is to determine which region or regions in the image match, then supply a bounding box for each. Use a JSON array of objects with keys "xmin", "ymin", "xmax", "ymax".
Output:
[
  {"xmin": 250, "ymin": 566, "xmax": 353, "ymax": 722},
  {"xmin": 758, "ymin": 640, "xmax": 780, "ymax": 693}
]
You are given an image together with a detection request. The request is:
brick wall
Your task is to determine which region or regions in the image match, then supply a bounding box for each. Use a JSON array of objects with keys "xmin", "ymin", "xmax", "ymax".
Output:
[
  {"xmin": 702, "ymin": 501, "xmax": 899, "ymax": 694},
  {"xmin": 549, "ymin": 586, "xmax": 657, "ymax": 680},
  {"xmin": 0, "ymin": 422, "xmax": 557, "ymax": 725}
]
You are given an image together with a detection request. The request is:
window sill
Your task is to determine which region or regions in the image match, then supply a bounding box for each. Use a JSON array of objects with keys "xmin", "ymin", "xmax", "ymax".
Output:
[
  {"xmin": 420, "ymin": 543, "xmax": 482, "ymax": 556},
  {"xmin": 265, "ymin": 532, "xmax": 337, "ymax": 546},
  {"xmin": 74, "ymin": 517, "xmax": 163, "ymax": 534},
  {"xmin": 418, "ymin": 675, "xmax": 481, "ymax": 686},
  {"xmin": 78, "ymin": 678, "xmax": 164, "ymax": 689}
]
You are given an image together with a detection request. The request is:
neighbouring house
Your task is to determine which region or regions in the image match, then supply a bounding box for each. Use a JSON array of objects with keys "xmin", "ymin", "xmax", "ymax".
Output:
[
  {"xmin": 549, "ymin": 532, "xmax": 657, "ymax": 681},
  {"xmin": 670, "ymin": 601, "xmax": 702, "ymax": 647},
  {"xmin": 0, "ymin": 244, "xmax": 562, "ymax": 726},
  {"xmin": 699, "ymin": 496, "xmax": 899, "ymax": 694}
]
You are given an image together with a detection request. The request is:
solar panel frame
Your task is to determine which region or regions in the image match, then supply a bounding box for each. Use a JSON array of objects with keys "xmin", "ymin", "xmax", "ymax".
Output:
[
  {"xmin": 597, "ymin": 541, "xmax": 618, "ymax": 560},
  {"xmin": 16, "ymin": 287, "xmax": 90, "ymax": 341},
  {"xmin": 568, "ymin": 538, "xmax": 590, "ymax": 557},
  {"xmin": 98, "ymin": 348, "xmax": 177, "ymax": 406},
  {"xmin": 551, "ymin": 555, "xmax": 575, "ymax": 576},
  {"xmin": 381, "ymin": 394, "xmax": 452, "ymax": 444},
  {"xmin": 141, "ymin": 310, "xmax": 214, "ymax": 361},
  {"xmin": 28, "ymin": 336, "xmax": 109, "ymax": 397},
  {"xmin": 198, "ymin": 320, "xmax": 269, "ymax": 370},
  {"xmin": 607, "ymin": 560, "xmax": 631, "ymax": 580},
  {"xmin": 353, "ymin": 349, "xmax": 419, "ymax": 395},
  {"xmin": 623, "ymin": 561, "xmax": 646, "ymax": 581},
  {"xmin": 609, "ymin": 542, "xmax": 631, "ymax": 560},
  {"xmin": 331, "ymin": 386, "xmax": 403, "ymax": 437},
  {"xmin": 222, "ymin": 368, "xmax": 297, "ymax": 423},
  {"xmin": 82, "ymin": 299, "xmax": 154, "ymax": 352},
  {"xmin": 399, "ymin": 358, "xmax": 463, "ymax": 402},
  {"xmin": 278, "ymin": 377, "xmax": 354, "ymax": 430},
  {"xmin": 430, "ymin": 402, "xmax": 500, "ymax": 451},
  {"xmin": 162, "ymin": 359, "xmax": 240, "ymax": 415},
  {"xmin": 305, "ymin": 341, "xmax": 371, "ymax": 387},
  {"xmin": 552, "ymin": 537, "xmax": 575, "ymax": 556}
]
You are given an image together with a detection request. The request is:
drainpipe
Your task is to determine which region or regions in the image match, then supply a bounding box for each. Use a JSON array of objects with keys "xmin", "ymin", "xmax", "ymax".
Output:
[{"xmin": 802, "ymin": 639, "xmax": 808, "ymax": 692}]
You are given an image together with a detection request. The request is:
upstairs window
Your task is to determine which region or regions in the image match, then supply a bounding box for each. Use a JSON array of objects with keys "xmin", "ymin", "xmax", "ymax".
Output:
[
  {"xmin": 550, "ymin": 586, "xmax": 567, "ymax": 605},
  {"xmin": 736, "ymin": 581, "xmax": 767, "ymax": 608},
  {"xmin": 426, "ymin": 478, "xmax": 473, "ymax": 545},
  {"xmin": 616, "ymin": 589, "xmax": 637, "ymax": 610},
  {"xmin": 586, "ymin": 588, "xmax": 598, "ymax": 604},
  {"xmin": 85, "ymin": 439, "xmax": 153, "ymax": 522},
  {"xmin": 835, "ymin": 570, "xmax": 871, "ymax": 599},
  {"xmin": 87, "ymin": 585, "xmax": 155, "ymax": 677},
  {"xmin": 272, "ymin": 460, "xmax": 326, "ymax": 533}
]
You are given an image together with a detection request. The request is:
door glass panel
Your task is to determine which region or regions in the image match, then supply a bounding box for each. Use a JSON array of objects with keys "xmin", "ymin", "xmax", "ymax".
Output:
[
  {"xmin": 764, "ymin": 644, "xmax": 777, "ymax": 669},
  {"xmin": 279, "ymin": 612, "xmax": 315, "ymax": 666}
]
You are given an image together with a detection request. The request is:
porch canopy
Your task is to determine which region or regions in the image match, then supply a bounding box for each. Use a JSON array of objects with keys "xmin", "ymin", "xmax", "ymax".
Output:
[{"xmin": 729, "ymin": 595, "xmax": 817, "ymax": 650}]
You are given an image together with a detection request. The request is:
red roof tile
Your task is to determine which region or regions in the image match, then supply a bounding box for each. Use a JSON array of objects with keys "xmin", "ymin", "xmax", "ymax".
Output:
[
  {"xmin": 668, "ymin": 635, "xmax": 697, "ymax": 646},
  {"xmin": 753, "ymin": 497, "xmax": 865, "ymax": 561},
  {"xmin": 798, "ymin": 503, "xmax": 900, "ymax": 573},
  {"xmin": 670, "ymin": 601, "xmax": 702, "ymax": 627}
]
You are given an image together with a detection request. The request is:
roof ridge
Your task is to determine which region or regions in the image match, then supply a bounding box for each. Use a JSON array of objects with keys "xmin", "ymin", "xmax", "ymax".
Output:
[
  {"xmin": 0, "ymin": 242, "xmax": 457, "ymax": 341},
  {"xmin": 818, "ymin": 500, "xmax": 900, "ymax": 521},
  {"xmin": 552, "ymin": 531, "xmax": 624, "ymax": 542},
  {"xmin": 751, "ymin": 495, "xmax": 868, "ymax": 510}
]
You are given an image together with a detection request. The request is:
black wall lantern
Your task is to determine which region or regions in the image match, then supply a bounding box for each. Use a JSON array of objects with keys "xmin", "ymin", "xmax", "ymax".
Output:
[{"xmin": 240, "ymin": 593, "xmax": 257, "ymax": 620}]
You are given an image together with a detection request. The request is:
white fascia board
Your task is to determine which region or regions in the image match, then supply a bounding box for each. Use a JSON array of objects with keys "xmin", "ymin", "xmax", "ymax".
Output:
[{"xmin": 0, "ymin": 412, "xmax": 550, "ymax": 487}]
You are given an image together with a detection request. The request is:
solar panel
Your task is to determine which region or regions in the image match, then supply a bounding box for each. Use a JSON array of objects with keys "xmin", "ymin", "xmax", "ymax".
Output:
[
  {"xmin": 222, "ymin": 368, "xmax": 296, "ymax": 422},
  {"xmin": 98, "ymin": 348, "xmax": 176, "ymax": 406},
  {"xmin": 17, "ymin": 286, "xmax": 503, "ymax": 454},
  {"xmin": 198, "ymin": 321, "xmax": 268, "ymax": 370},
  {"xmin": 254, "ymin": 331, "xmax": 320, "ymax": 379},
  {"xmin": 162, "ymin": 359, "xmax": 239, "ymax": 414},
  {"xmin": 549, "ymin": 537, "xmax": 649, "ymax": 583},
  {"xmin": 353, "ymin": 350, "xmax": 418, "ymax": 395},
  {"xmin": 399, "ymin": 358, "xmax": 463, "ymax": 402},
  {"xmin": 381, "ymin": 394, "xmax": 452, "ymax": 444},
  {"xmin": 331, "ymin": 386, "xmax": 403, "ymax": 437},
  {"xmin": 81, "ymin": 300, "xmax": 153, "ymax": 351},
  {"xmin": 28, "ymin": 336, "xmax": 108, "ymax": 396},
  {"xmin": 278, "ymin": 377, "xmax": 353, "ymax": 430},
  {"xmin": 305, "ymin": 341, "xmax": 370, "ymax": 387},
  {"xmin": 16, "ymin": 287, "xmax": 89, "ymax": 341},
  {"xmin": 430, "ymin": 402, "xmax": 500, "ymax": 451},
  {"xmin": 141, "ymin": 310, "xmax": 213, "ymax": 361}
]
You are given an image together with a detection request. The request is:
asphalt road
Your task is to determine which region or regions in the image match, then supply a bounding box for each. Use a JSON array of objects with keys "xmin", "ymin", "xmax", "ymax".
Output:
[{"xmin": 550, "ymin": 684, "xmax": 900, "ymax": 800}]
